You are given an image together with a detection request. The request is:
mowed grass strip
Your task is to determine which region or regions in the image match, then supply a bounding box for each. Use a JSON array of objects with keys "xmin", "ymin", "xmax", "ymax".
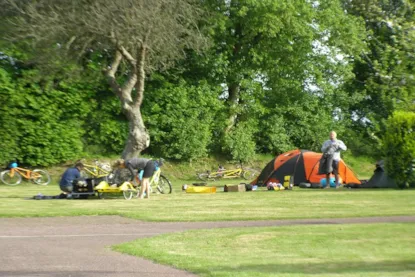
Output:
[
  {"xmin": 114, "ymin": 223, "xmax": 415, "ymax": 277},
  {"xmin": 0, "ymin": 183, "xmax": 414, "ymax": 221}
]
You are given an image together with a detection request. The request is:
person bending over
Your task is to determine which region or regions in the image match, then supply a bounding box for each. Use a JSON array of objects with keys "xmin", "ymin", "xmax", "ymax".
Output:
[{"xmin": 113, "ymin": 158, "xmax": 156, "ymax": 199}]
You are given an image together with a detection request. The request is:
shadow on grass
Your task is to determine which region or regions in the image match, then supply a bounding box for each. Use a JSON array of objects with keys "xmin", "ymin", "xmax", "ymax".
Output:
[{"xmin": 210, "ymin": 260, "xmax": 415, "ymax": 275}]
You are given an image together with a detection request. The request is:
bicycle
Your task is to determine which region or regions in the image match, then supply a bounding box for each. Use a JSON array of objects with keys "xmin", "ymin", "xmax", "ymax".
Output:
[
  {"xmin": 127, "ymin": 163, "xmax": 172, "ymax": 199},
  {"xmin": 197, "ymin": 166, "xmax": 258, "ymax": 182},
  {"xmin": 80, "ymin": 159, "xmax": 112, "ymax": 179},
  {"xmin": 0, "ymin": 163, "xmax": 51, "ymax": 186}
]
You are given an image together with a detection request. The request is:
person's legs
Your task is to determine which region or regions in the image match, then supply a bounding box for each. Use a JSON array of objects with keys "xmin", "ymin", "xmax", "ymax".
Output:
[
  {"xmin": 139, "ymin": 178, "xmax": 150, "ymax": 199},
  {"xmin": 333, "ymin": 160, "xmax": 339, "ymax": 187},
  {"xmin": 60, "ymin": 185, "xmax": 73, "ymax": 197},
  {"xmin": 325, "ymin": 174, "xmax": 331, "ymax": 189},
  {"xmin": 139, "ymin": 161, "xmax": 156, "ymax": 199}
]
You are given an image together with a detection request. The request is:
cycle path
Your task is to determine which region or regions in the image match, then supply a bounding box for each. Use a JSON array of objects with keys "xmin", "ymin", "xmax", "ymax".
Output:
[{"xmin": 1, "ymin": 215, "xmax": 414, "ymax": 277}]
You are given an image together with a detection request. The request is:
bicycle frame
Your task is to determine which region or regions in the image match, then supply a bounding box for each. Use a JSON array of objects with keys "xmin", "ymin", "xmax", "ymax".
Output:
[
  {"xmin": 197, "ymin": 166, "xmax": 258, "ymax": 182},
  {"xmin": 219, "ymin": 168, "xmax": 243, "ymax": 179},
  {"xmin": 82, "ymin": 163, "xmax": 110, "ymax": 178},
  {"xmin": 9, "ymin": 167, "xmax": 40, "ymax": 180},
  {"xmin": 135, "ymin": 168, "xmax": 161, "ymax": 188}
]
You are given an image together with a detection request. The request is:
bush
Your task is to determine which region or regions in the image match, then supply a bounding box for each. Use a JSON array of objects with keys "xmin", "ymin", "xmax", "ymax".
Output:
[
  {"xmin": 223, "ymin": 120, "xmax": 257, "ymax": 163},
  {"xmin": 0, "ymin": 68, "xmax": 91, "ymax": 166},
  {"xmin": 143, "ymin": 80, "xmax": 223, "ymax": 161},
  {"xmin": 382, "ymin": 111, "xmax": 415, "ymax": 188}
]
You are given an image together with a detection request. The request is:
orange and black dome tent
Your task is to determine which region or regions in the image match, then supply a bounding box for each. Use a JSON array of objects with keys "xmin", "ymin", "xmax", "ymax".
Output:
[{"xmin": 252, "ymin": 149, "xmax": 361, "ymax": 186}]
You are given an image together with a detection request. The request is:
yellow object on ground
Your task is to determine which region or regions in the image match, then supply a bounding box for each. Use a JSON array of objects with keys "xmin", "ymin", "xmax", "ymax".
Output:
[
  {"xmin": 186, "ymin": 186, "xmax": 216, "ymax": 193},
  {"xmin": 273, "ymin": 186, "xmax": 285, "ymax": 191},
  {"xmin": 95, "ymin": 181, "xmax": 136, "ymax": 193},
  {"xmin": 95, "ymin": 181, "xmax": 110, "ymax": 190}
]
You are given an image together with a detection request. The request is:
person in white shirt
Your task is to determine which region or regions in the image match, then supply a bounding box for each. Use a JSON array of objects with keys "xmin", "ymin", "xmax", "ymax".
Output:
[{"xmin": 321, "ymin": 131, "xmax": 347, "ymax": 188}]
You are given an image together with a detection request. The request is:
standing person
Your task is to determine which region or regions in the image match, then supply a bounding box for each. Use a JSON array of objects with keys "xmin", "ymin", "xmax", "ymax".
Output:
[
  {"xmin": 59, "ymin": 162, "xmax": 84, "ymax": 197},
  {"xmin": 320, "ymin": 131, "xmax": 347, "ymax": 188},
  {"xmin": 113, "ymin": 158, "xmax": 156, "ymax": 199}
]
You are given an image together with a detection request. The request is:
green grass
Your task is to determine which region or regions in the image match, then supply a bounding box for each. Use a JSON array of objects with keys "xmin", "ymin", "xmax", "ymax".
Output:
[
  {"xmin": 1, "ymin": 181, "xmax": 414, "ymax": 221},
  {"xmin": 114, "ymin": 223, "xmax": 415, "ymax": 277},
  {"xmin": 1, "ymin": 156, "xmax": 413, "ymax": 277}
]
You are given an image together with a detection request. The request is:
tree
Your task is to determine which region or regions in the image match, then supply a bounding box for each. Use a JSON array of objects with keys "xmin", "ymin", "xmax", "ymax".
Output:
[
  {"xmin": 2, "ymin": 0, "xmax": 206, "ymax": 158},
  {"xmin": 142, "ymin": 77, "xmax": 223, "ymax": 161},
  {"xmin": 199, "ymin": 0, "xmax": 366, "ymax": 136},
  {"xmin": 343, "ymin": 0, "xmax": 415, "ymax": 148}
]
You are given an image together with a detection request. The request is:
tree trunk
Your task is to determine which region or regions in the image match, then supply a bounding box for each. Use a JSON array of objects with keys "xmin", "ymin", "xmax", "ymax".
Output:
[
  {"xmin": 121, "ymin": 107, "xmax": 150, "ymax": 159},
  {"xmin": 121, "ymin": 45, "xmax": 149, "ymax": 159},
  {"xmin": 105, "ymin": 46, "xmax": 150, "ymax": 159},
  {"xmin": 224, "ymin": 82, "xmax": 240, "ymax": 133}
]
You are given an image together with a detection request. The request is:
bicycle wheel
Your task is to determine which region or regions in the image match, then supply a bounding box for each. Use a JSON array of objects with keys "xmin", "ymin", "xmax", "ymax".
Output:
[
  {"xmin": 123, "ymin": 189, "xmax": 134, "ymax": 200},
  {"xmin": 156, "ymin": 175, "xmax": 172, "ymax": 194},
  {"xmin": 31, "ymin": 169, "xmax": 51, "ymax": 185},
  {"xmin": 197, "ymin": 172, "xmax": 217, "ymax": 181},
  {"xmin": 1, "ymin": 170, "xmax": 22, "ymax": 186},
  {"xmin": 242, "ymin": 169, "xmax": 258, "ymax": 180}
]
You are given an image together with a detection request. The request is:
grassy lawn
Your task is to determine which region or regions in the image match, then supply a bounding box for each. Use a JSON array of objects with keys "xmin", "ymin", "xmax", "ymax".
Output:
[
  {"xmin": 0, "ymin": 181, "xmax": 414, "ymax": 221},
  {"xmin": 1, "ymin": 156, "xmax": 412, "ymax": 277},
  {"xmin": 114, "ymin": 223, "xmax": 415, "ymax": 277},
  {"xmin": 1, "ymin": 161, "xmax": 414, "ymax": 277}
]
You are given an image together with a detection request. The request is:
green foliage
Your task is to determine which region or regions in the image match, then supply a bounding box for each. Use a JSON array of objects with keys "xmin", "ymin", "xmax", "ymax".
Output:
[
  {"xmin": 143, "ymin": 79, "xmax": 223, "ymax": 161},
  {"xmin": 344, "ymin": 0, "xmax": 415, "ymax": 142},
  {"xmin": 0, "ymin": 69, "xmax": 92, "ymax": 166},
  {"xmin": 342, "ymin": 128, "xmax": 381, "ymax": 158},
  {"xmin": 382, "ymin": 111, "xmax": 415, "ymax": 188},
  {"xmin": 2, "ymin": 0, "xmax": 411, "ymax": 164},
  {"xmin": 256, "ymin": 114, "xmax": 294, "ymax": 155},
  {"xmin": 196, "ymin": 0, "xmax": 367, "ymax": 156},
  {"xmin": 223, "ymin": 120, "xmax": 257, "ymax": 163},
  {"xmin": 84, "ymin": 87, "xmax": 128, "ymax": 154},
  {"xmin": 0, "ymin": 68, "xmax": 20, "ymax": 163}
]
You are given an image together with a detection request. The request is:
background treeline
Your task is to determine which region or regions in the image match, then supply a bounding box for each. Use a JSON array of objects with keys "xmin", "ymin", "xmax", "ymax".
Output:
[{"xmin": 0, "ymin": 0, "xmax": 414, "ymax": 166}]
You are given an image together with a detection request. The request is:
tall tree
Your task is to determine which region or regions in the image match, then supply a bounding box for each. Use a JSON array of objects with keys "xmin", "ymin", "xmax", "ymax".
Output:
[
  {"xmin": 200, "ymin": 0, "xmax": 366, "ymax": 133},
  {"xmin": 190, "ymin": 0, "xmax": 366, "ymax": 158},
  {"xmin": 2, "ymin": 0, "xmax": 206, "ymax": 158},
  {"xmin": 343, "ymin": 0, "xmax": 415, "ymax": 141}
]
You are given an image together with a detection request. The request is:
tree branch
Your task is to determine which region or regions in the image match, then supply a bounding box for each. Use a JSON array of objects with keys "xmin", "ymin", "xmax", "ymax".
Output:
[
  {"xmin": 104, "ymin": 50, "xmax": 123, "ymax": 96},
  {"xmin": 121, "ymin": 71, "xmax": 138, "ymax": 97},
  {"xmin": 66, "ymin": 36, "xmax": 77, "ymax": 50},
  {"xmin": 135, "ymin": 45, "xmax": 147, "ymax": 107},
  {"xmin": 118, "ymin": 46, "xmax": 137, "ymax": 65}
]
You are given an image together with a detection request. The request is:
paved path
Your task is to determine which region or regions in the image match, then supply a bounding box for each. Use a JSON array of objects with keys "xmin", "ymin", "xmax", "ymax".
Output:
[{"xmin": 1, "ymin": 215, "xmax": 414, "ymax": 277}]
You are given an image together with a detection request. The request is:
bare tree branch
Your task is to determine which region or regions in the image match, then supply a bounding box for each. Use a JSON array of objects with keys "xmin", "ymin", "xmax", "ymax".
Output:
[
  {"xmin": 105, "ymin": 50, "xmax": 123, "ymax": 96},
  {"xmin": 118, "ymin": 46, "xmax": 137, "ymax": 66}
]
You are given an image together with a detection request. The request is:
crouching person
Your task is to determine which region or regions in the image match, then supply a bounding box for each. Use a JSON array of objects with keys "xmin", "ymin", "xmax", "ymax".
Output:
[{"xmin": 59, "ymin": 162, "xmax": 84, "ymax": 198}]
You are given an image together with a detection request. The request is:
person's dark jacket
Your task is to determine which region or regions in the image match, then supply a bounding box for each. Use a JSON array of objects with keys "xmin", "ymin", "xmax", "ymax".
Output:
[
  {"xmin": 318, "ymin": 144, "xmax": 337, "ymax": 175},
  {"xmin": 59, "ymin": 167, "xmax": 81, "ymax": 188}
]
